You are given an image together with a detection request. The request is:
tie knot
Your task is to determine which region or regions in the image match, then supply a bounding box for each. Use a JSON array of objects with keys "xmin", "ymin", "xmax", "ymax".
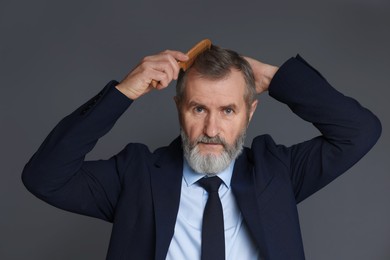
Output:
[{"xmin": 197, "ymin": 176, "xmax": 223, "ymax": 193}]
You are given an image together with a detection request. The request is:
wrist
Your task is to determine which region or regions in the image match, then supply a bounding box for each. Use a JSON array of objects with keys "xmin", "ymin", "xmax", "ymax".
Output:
[
  {"xmin": 256, "ymin": 65, "xmax": 279, "ymax": 94},
  {"xmin": 264, "ymin": 65, "xmax": 279, "ymax": 88},
  {"xmin": 115, "ymin": 84, "xmax": 139, "ymax": 100}
]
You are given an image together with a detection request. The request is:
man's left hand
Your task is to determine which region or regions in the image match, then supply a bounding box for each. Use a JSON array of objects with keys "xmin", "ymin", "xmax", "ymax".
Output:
[{"xmin": 244, "ymin": 57, "xmax": 278, "ymax": 94}]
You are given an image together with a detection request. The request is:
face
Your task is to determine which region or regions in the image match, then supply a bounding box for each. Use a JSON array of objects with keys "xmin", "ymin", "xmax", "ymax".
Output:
[{"xmin": 175, "ymin": 69, "xmax": 258, "ymax": 174}]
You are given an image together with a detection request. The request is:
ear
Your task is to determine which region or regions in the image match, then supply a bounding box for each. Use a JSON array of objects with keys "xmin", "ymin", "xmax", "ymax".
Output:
[{"xmin": 248, "ymin": 100, "xmax": 258, "ymax": 123}]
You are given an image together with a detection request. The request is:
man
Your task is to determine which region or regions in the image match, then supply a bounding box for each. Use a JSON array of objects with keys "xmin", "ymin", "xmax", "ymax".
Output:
[{"xmin": 22, "ymin": 45, "xmax": 381, "ymax": 259}]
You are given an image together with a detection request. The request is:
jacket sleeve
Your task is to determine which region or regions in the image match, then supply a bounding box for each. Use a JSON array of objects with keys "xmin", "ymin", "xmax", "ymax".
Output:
[
  {"xmin": 22, "ymin": 80, "xmax": 134, "ymax": 222},
  {"xmin": 267, "ymin": 55, "xmax": 382, "ymax": 203}
]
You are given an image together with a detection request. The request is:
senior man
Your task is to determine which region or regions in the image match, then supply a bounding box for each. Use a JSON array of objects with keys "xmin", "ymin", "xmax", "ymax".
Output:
[{"xmin": 22, "ymin": 44, "xmax": 381, "ymax": 259}]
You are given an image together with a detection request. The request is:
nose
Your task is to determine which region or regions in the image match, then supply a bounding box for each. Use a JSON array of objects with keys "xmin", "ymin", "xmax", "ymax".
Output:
[{"xmin": 203, "ymin": 112, "xmax": 219, "ymax": 138}]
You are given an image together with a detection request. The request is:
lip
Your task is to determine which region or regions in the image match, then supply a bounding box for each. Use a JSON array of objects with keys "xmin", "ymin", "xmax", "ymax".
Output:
[
  {"xmin": 199, "ymin": 142, "xmax": 222, "ymax": 146},
  {"xmin": 198, "ymin": 142, "xmax": 223, "ymax": 152}
]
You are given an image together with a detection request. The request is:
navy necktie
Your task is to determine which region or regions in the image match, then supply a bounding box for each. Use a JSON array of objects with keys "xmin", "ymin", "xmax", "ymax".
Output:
[{"xmin": 197, "ymin": 176, "xmax": 225, "ymax": 260}]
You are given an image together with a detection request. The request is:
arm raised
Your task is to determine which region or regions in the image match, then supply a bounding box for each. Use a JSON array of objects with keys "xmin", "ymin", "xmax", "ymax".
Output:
[{"xmin": 116, "ymin": 50, "xmax": 188, "ymax": 100}]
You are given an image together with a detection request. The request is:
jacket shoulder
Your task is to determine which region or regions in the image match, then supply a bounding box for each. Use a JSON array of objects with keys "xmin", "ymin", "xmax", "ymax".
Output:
[{"xmin": 250, "ymin": 134, "xmax": 291, "ymax": 168}]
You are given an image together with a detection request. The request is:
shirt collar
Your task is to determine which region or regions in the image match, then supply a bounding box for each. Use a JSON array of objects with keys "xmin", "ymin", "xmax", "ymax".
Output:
[{"xmin": 183, "ymin": 157, "xmax": 235, "ymax": 189}]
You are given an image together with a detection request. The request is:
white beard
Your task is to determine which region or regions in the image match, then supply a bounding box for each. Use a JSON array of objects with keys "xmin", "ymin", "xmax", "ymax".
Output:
[{"xmin": 180, "ymin": 129, "xmax": 246, "ymax": 175}]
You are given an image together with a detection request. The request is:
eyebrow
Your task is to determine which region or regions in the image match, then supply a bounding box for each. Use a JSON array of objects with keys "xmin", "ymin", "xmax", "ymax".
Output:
[
  {"xmin": 187, "ymin": 101, "xmax": 204, "ymax": 108},
  {"xmin": 221, "ymin": 104, "xmax": 239, "ymax": 111},
  {"xmin": 187, "ymin": 101, "xmax": 239, "ymax": 111}
]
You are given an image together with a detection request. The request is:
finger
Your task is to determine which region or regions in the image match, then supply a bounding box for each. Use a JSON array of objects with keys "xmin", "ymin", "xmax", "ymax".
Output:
[
  {"xmin": 164, "ymin": 50, "xmax": 189, "ymax": 79},
  {"xmin": 162, "ymin": 50, "xmax": 189, "ymax": 62},
  {"xmin": 163, "ymin": 53, "xmax": 180, "ymax": 80},
  {"xmin": 150, "ymin": 60, "xmax": 175, "ymax": 84},
  {"xmin": 147, "ymin": 51, "xmax": 183, "ymax": 80},
  {"xmin": 144, "ymin": 50, "xmax": 188, "ymax": 63},
  {"xmin": 148, "ymin": 69, "xmax": 171, "ymax": 89},
  {"xmin": 140, "ymin": 50, "xmax": 188, "ymax": 86},
  {"xmin": 155, "ymin": 70, "xmax": 170, "ymax": 88},
  {"xmin": 161, "ymin": 59, "xmax": 175, "ymax": 81}
]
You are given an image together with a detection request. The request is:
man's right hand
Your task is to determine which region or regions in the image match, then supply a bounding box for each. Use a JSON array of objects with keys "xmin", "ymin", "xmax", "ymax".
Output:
[{"xmin": 116, "ymin": 50, "xmax": 189, "ymax": 100}]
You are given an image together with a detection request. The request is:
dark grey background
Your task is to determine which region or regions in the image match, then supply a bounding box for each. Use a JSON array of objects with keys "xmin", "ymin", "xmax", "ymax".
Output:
[{"xmin": 1, "ymin": 0, "xmax": 389, "ymax": 259}]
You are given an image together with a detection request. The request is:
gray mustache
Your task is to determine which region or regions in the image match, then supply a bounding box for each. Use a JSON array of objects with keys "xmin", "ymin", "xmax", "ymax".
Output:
[{"xmin": 197, "ymin": 136, "xmax": 227, "ymax": 146}]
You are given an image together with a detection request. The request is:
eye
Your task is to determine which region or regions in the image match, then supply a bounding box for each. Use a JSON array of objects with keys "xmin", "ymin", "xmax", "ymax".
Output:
[
  {"xmin": 194, "ymin": 106, "xmax": 205, "ymax": 113},
  {"xmin": 223, "ymin": 107, "xmax": 234, "ymax": 115}
]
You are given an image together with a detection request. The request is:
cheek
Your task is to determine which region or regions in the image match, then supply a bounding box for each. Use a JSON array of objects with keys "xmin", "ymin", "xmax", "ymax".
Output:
[
  {"xmin": 181, "ymin": 116, "xmax": 204, "ymax": 140},
  {"xmin": 225, "ymin": 118, "xmax": 248, "ymax": 142}
]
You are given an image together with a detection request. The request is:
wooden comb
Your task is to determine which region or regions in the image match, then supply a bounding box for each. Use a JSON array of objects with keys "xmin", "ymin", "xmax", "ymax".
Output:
[{"xmin": 151, "ymin": 39, "xmax": 212, "ymax": 87}]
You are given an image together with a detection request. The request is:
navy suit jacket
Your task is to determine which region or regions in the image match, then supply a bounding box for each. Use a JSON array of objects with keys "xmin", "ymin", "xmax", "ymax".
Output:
[{"xmin": 22, "ymin": 56, "xmax": 381, "ymax": 259}]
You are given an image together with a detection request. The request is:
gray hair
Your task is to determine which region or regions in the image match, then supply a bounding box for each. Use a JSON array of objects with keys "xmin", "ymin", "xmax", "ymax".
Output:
[{"xmin": 175, "ymin": 45, "xmax": 257, "ymax": 111}]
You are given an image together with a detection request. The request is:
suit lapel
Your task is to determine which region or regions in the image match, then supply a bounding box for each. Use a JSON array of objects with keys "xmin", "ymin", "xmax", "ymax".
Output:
[
  {"xmin": 151, "ymin": 137, "xmax": 183, "ymax": 260},
  {"xmin": 231, "ymin": 149, "xmax": 275, "ymax": 259}
]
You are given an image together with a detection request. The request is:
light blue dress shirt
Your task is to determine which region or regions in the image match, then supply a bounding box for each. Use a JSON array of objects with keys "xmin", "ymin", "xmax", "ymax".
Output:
[{"xmin": 166, "ymin": 159, "xmax": 260, "ymax": 260}]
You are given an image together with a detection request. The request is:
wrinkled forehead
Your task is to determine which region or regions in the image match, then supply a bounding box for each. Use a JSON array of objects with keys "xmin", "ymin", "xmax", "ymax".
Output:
[{"xmin": 183, "ymin": 68, "xmax": 247, "ymax": 102}]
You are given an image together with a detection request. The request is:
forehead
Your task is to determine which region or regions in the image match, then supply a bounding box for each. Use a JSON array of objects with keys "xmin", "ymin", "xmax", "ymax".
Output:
[{"xmin": 183, "ymin": 69, "xmax": 247, "ymax": 105}]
